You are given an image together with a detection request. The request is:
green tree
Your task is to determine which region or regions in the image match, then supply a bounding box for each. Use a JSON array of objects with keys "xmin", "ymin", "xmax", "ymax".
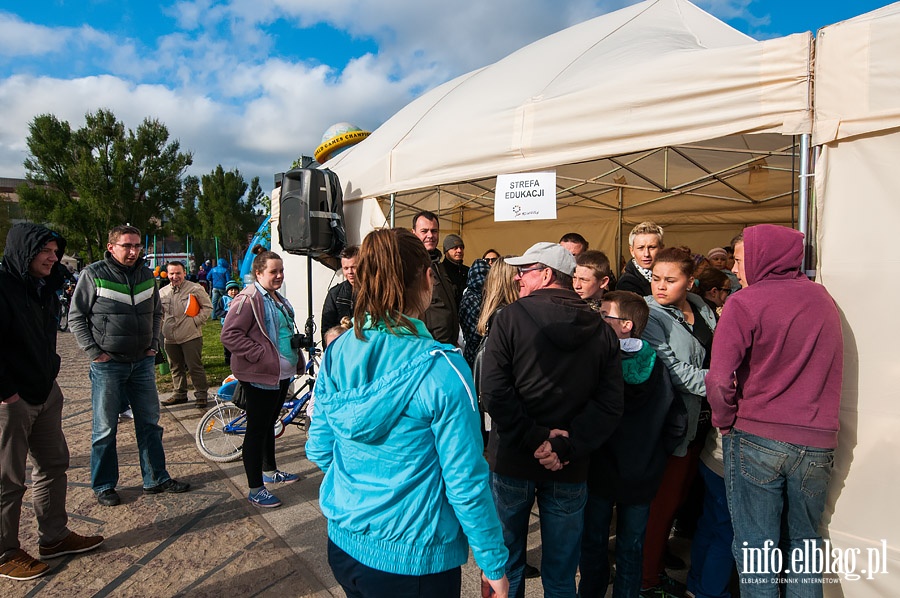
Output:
[
  {"xmin": 170, "ymin": 175, "xmax": 201, "ymax": 238},
  {"xmin": 19, "ymin": 109, "xmax": 192, "ymax": 261},
  {"xmin": 0, "ymin": 200, "xmax": 12, "ymax": 256},
  {"xmin": 197, "ymin": 166, "xmax": 262, "ymax": 256}
]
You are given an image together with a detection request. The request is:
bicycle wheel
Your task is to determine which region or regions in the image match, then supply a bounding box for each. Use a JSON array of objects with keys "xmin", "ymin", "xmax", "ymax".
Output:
[
  {"xmin": 195, "ymin": 405, "xmax": 246, "ymax": 462},
  {"xmin": 274, "ymin": 409, "xmax": 288, "ymax": 438}
]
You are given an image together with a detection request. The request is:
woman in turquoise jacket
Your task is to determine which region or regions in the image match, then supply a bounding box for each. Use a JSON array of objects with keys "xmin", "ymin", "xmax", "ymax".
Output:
[{"xmin": 306, "ymin": 229, "xmax": 509, "ymax": 598}]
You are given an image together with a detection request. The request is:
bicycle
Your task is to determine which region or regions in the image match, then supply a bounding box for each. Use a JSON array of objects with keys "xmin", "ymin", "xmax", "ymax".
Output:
[
  {"xmin": 57, "ymin": 282, "xmax": 74, "ymax": 331},
  {"xmin": 58, "ymin": 294, "xmax": 69, "ymax": 331},
  {"xmin": 195, "ymin": 347, "xmax": 320, "ymax": 463}
]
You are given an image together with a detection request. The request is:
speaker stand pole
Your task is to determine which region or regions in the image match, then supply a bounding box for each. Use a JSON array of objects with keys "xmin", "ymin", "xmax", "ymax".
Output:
[{"xmin": 305, "ymin": 255, "xmax": 316, "ymax": 348}]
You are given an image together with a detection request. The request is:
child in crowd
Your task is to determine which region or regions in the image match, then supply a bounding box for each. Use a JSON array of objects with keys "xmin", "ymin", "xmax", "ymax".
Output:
[
  {"xmin": 685, "ymin": 427, "xmax": 733, "ymax": 598},
  {"xmin": 221, "ymin": 281, "xmax": 241, "ymax": 366},
  {"xmin": 579, "ymin": 291, "xmax": 686, "ymax": 598},
  {"xmin": 306, "ymin": 317, "xmax": 352, "ymax": 421}
]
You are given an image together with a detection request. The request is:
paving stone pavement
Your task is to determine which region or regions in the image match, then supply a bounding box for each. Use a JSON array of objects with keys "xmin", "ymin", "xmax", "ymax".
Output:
[
  {"xmin": 1, "ymin": 331, "xmax": 330, "ymax": 598},
  {"xmin": 2, "ymin": 331, "xmax": 554, "ymax": 597}
]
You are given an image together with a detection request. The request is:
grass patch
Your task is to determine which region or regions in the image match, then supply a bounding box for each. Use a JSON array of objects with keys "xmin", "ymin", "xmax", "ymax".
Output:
[{"xmin": 155, "ymin": 319, "xmax": 232, "ymax": 393}]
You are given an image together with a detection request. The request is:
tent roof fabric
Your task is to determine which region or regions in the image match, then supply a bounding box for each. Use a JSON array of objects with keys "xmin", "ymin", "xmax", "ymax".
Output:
[
  {"xmin": 813, "ymin": 2, "xmax": 900, "ymax": 145},
  {"xmin": 329, "ymin": 0, "xmax": 812, "ymax": 205}
]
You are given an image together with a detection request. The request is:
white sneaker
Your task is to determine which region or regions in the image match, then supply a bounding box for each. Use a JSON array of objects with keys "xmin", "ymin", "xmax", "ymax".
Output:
[{"xmin": 120, "ymin": 409, "xmax": 134, "ymax": 420}]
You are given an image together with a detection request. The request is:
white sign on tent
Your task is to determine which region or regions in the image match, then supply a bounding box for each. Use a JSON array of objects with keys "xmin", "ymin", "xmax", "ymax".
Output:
[{"xmin": 494, "ymin": 172, "xmax": 557, "ymax": 222}]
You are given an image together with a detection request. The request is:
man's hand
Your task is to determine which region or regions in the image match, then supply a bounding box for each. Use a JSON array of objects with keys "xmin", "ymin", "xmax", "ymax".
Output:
[
  {"xmin": 145, "ymin": 349, "xmax": 157, "ymax": 357},
  {"xmin": 93, "ymin": 353, "xmax": 112, "ymax": 363},
  {"xmin": 534, "ymin": 429, "xmax": 570, "ymax": 471},
  {"xmin": 1, "ymin": 393, "xmax": 21, "ymax": 405},
  {"xmin": 481, "ymin": 572, "xmax": 509, "ymax": 598}
]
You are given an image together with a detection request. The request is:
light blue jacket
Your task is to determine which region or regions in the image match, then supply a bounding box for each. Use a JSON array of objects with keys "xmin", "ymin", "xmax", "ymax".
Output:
[
  {"xmin": 643, "ymin": 293, "xmax": 717, "ymax": 456},
  {"xmin": 306, "ymin": 316, "xmax": 508, "ymax": 580}
]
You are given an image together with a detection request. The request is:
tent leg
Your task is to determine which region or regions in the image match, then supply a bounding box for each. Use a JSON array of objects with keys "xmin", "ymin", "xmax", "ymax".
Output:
[
  {"xmin": 798, "ymin": 133, "xmax": 811, "ymax": 273},
  {"xmin": 616, "ymin": 188, "xmax": 624, "ymax": 277},
  {"xmin": 390, "ymin": 193, "xmax": 395, "ymax": 228}
]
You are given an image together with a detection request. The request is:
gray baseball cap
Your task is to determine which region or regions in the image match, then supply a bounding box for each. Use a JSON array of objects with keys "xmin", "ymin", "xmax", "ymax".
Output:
[{"xmin": 505, "ymin": 242, "xmax": 576, "ymax": 276}]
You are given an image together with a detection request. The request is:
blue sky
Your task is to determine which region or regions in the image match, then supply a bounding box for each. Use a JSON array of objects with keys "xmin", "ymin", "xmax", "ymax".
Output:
[{"xmin": 0, "ymin": 0, "xmax": 891, "ymax": 192}]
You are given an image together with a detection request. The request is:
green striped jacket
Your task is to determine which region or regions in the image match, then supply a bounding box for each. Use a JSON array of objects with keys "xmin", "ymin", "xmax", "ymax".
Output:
[{"xmin": 69, "ymin": 254, "xmax": 163, "ymax": 362}]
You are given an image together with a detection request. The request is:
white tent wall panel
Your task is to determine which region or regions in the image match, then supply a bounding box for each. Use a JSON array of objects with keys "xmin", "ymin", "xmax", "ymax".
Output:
[
  {"xmin": 813, "ymin": 5, "xmax": 900, "ymax": 595},
  {"xmin": 815, "ymin": 133, "xmax": 900, "ymax": 598}
]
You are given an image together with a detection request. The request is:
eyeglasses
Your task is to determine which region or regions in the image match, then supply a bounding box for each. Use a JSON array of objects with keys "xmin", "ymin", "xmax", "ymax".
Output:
[
  {"xmin": 602, "ymin": 315, "xmax": 630, "ymax": 322},
  {"xmin": 516, "ymin": 265, "xmax": 546, "ymax": 277},
  {"xmin": 485, "ymin": 257, "xmax": 498, "ymax": 264},
  {"xmin": 113, "ymin": 243, "xmax": 143, "ymax": 252}
]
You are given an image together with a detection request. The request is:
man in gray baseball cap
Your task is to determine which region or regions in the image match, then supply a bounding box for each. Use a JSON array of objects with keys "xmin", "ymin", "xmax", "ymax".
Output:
[
  {"xmin": 505, "ymin": 242, "xmax": 577, "ymax": 297},
  {"xmin": 481, "ymin": 241, "xmax": 624, "ymax": 596}
]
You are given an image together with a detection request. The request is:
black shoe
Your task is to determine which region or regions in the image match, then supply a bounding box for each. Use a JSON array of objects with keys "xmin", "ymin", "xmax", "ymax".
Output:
[
  {"xmin": 143, "ymin": 479, "xmax": 190, "ymax": 495},
  {"xmin": 97, "ymin": 489, "xmax": 121, "ymax": 506},
  {"xmin": 524, "ymin": 563, "xmax": 541, "ymax": 578},
  {"xmin": 161, "ymin": 396, "xmax": 188, "ymax": 406}
]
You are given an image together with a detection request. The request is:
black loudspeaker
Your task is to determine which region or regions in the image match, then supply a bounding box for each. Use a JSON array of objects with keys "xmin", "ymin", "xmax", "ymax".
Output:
[{"xmin": 278, "ymin": 168, "xmax": 346, "ymax": 270}]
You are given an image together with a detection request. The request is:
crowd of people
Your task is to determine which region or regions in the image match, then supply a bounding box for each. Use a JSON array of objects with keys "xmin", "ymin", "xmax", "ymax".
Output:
[
  {"xmin": 0, "ymin": 215, "xmax": 843, "ymax": 598},
  {"xmin": 306, "ymin": 213, "xmax": 843, "ymax": 598}
]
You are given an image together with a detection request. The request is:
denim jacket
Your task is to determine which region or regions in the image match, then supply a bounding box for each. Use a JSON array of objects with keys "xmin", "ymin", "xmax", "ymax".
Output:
[{"xmin": 643, "ymin": 293, "xmax": 717, "ymax": 456}]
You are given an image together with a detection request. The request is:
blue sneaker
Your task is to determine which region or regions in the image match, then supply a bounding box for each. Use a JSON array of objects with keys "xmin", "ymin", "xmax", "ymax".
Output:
[
  {"xmin": 248, "ymin": 488, "xmax": 282, "ymax": 508},
  {"xmin": 263, "ymin": 470, "xmax": 301, "ymax": 485}
]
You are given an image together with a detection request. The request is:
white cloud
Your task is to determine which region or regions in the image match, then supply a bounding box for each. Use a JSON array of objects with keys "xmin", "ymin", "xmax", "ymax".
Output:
[
  {"xmin": 1, "ymin": 0, "xmax": 772, "ymax": 195},
  {"xmin": 0, "ymin": 12, "xmax": 75, "ymax": 57},
  {"xmin": 695, "ymin": 0, "xmax": 770, "ymax": 27}
]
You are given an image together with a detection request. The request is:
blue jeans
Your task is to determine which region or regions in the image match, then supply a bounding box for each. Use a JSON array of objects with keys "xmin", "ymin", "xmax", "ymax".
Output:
[
  {"xmin": 90, "ymin": 356, "xmax": 170, "ymax": 493},
  {"xmin": 687, "ymin": 462, "xmax": 734, "ymax": 598},
  {"xmin": 579, "ymin": 495, "xmax": 650, "ymax": 598},
  {"xmin": 211, "ymin": 287, "xmax": 225, "ymax": 318},
  {"xmin": 490, "ymin": 472, "xmax": 587, "ymax": 598},
  {"xmin": 724, "ymin": 429, "xmax": 834, "ymax": 598}
]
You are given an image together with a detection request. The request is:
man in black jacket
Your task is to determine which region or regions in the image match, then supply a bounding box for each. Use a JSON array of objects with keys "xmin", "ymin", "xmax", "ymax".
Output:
[
  {"xmin": 321, "ymin": 245, "xmax": 358, "ymax": 340},
  {"xmin": 439, "ymin": 233, "xmax": 468, "ymax": 308},
  {"xmin": 481, "ymin": 241, "xmax": 624, "ymax": 598},
  {"xmin": 411, "ymin": 211, "xmax": 459, "ymax": 345},
  {"xmin": 0, "ymin": 224, "xmax": 103, "ymax": 581}
]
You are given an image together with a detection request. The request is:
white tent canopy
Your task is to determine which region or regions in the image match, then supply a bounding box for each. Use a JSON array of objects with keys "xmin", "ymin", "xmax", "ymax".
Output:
[{"xmin": 329, "ymin": 0, "xmax": 812, "ymax": 258}]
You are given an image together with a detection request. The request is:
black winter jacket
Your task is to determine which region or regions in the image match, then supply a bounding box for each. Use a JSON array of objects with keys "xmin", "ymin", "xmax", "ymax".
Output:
[
  {"xmin": 481, "ymin": 288, "xmax": 624, "ymax": 483},
  {"xmin": 588, "ymin": 345, "xmax": 686, "ymax": 504},
  {"xmin": 321, "ymin": 280, "xmax": 354, "ymax": 341},
  {"xmin": 423, "ymin": 249, "xmax": 459, "ymax": 346},
  {"xmin": 617, "ymin": 260, "xmax": 652, "ymax": 297},
  {"xmin": 0, "ymin": 223, "xmax": 67, "ymax": 404}
]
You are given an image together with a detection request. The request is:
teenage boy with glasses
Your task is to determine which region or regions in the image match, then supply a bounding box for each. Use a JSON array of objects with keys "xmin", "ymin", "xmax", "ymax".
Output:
[{"xmin": 70, "ymin": 225, "xmax": 190, "ymax": 507}]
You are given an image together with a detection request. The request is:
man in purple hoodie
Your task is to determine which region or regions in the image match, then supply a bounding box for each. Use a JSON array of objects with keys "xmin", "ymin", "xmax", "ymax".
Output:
[{"xmin": 706, "ymin": 224, "xmax": 843, "ymax": 596}]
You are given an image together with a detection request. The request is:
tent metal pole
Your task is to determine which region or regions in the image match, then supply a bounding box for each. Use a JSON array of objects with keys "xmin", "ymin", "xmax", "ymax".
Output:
[
  {"xmin": 616, "ymin": 187, "xmax": 624, "ymax": 276},
  {"xmin": 390, "ymin": 193, "xmax": 395, "ymax": 228},
  {"xmin": 798, "ymin": 133, "xmax": 811, "ymax": 272}
]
